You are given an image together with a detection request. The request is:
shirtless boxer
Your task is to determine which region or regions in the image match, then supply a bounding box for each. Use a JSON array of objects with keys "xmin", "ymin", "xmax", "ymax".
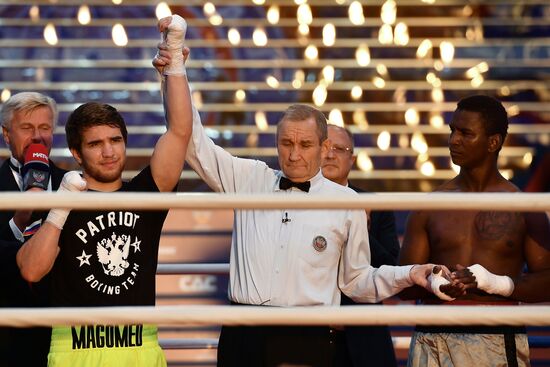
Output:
[{"xmin": 399, "ymin": 95, "xmax": 550, "ymax": 367}]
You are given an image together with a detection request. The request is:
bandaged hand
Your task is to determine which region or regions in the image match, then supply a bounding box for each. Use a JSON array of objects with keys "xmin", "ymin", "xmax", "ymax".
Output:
[
  {"xmin": 428, "ymin": 266, "xmax": 456, "ymax": 301},
  {"xmin": 46, "ymin": 171, "xmax": 87, "ymax": 230},
  {"xmin": 159, "ymin": 15, "xmax": 187, "ymax": 76},
  {"xmin": 410, "ymin": 264, "xmax": 450, "ymax": 292},
  {"xmin": 468, "ymin": 263, "xmax": 515, "ymax": 297}
]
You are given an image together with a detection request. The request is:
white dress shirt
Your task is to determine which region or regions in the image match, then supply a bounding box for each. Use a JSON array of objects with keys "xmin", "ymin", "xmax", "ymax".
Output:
[{"xmin": 186, "ymin": 106, "xmax": 414, "ymax": 306}]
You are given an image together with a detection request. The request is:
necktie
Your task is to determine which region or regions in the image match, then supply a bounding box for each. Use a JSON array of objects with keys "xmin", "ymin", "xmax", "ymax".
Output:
[
  {"xmin": 8, "ymin": 159, "xmax": 21, "ymax": 175},
  {"xmin": 279, "ymin": 176, "xmax": 310, "ymax": 192}
]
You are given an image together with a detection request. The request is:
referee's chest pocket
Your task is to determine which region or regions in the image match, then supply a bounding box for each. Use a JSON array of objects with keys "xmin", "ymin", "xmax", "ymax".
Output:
[{"xmin": 296, "ymin": 224, "xmax": 341, "ymax": 269}]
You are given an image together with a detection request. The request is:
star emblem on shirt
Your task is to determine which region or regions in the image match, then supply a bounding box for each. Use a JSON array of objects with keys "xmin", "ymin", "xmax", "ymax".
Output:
[
  {"xmin": 131, "ymin": 239, "xmax": 141, "ymax": 253},
  {"xmin": 76, "ymin": 250, "xmax": 92, "ymax": 267}
]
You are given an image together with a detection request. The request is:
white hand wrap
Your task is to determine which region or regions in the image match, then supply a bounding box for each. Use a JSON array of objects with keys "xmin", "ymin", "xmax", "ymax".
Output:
[
  {"xmin": 428, "ymin": 267, "xmax": 455, "ymax": 301},
  {"xmin": 46, "ymin": 171, "xmax": 87, "ymax": 230},
  {"xmin": 468, "ymin": 264, "xmax": 515, "ymax": 297},
  {"xmin": 162, "ymin": 14, "xmax": 187, "ymax": 76}
]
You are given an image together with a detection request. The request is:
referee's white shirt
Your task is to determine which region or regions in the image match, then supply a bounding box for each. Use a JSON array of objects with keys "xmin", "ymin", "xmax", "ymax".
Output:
[{"xmin": 186, "ymin": 106, "xmax": 414, "ymax": 306}]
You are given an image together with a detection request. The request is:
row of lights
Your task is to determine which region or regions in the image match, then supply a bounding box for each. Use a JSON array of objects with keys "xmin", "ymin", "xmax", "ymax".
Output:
[
  {"xmin": 12, "ymin": 3, "xmax": 528, "ymax": 180},
  {"xmin": 248, "ymin": 0, "xmax": 514, "ymax": 178},
  {"xmin": 35, "ymin": 0, "xmax": 482, "ymax": 97},
  {"xmin": 26, "ymin": 1, "xmax": 521, "ymax": 117},
  {"xmin": 20, "ymin": 1, "xmax": 527, "ymax": 180},
  {"xmin": 0, "ymin": 83, "xmax": 528, "ymax": 180}
]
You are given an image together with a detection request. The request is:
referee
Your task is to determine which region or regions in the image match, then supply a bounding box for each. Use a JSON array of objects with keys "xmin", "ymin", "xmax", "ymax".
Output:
[
  {"xmin": 154, "ymin": 42, "xmax": 445, "ymax": 367},
  {"xmin": 184, "ymin": 103, "xmax": 439, "ymax": 366}
]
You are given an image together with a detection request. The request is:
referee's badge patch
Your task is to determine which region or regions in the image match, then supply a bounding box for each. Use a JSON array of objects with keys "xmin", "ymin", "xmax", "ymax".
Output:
[{"xmin": 312, "ymin": 235, "xmax": 327, "ymax": 252}]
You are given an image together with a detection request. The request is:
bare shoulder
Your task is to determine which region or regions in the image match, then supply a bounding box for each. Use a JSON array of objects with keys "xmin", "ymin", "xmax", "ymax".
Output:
[
  {"xmin": 410, "ymin": 179, "xmax": 459, "ymax": 222},
  {"xmin": 433, "ymin": 178, "xmax": 461, "ymax": 192},
  {"xmin": 496, "ymin": 177, "xmax": 521, "ymax": 193}
]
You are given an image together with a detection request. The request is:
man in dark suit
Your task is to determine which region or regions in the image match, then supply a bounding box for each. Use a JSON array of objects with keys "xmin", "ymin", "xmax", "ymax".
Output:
[
  {"xmin": 322, "ymin": 124, "xmax": 399, "ymax": 367},
  {"xmin": 0, "ymin": 91, "xmax": 67, "ymax": 367}
]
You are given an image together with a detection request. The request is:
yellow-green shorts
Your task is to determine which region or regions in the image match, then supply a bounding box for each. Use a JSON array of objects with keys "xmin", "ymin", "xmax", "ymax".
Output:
[{"xmin": 48, "ymin": 324, "xmax": 167, "ymax": 367}]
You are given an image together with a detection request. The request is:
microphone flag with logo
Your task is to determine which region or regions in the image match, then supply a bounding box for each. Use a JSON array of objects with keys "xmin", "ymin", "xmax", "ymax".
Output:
[{"xmin": 21, "ymin": 143, "xmax": 50, "ymax": 191}]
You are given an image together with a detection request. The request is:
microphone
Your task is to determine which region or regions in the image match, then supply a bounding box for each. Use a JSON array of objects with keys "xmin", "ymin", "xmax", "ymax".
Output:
[
  {"xmin": 282, "ymin": 212, "xmax": 291, "ymax": 224},
  {"xmin": 21, "ymin": 143, "xmax": 50, "ymax": 191}
]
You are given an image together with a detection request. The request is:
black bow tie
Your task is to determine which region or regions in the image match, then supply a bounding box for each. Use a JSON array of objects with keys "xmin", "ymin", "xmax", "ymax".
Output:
[{"xmin": 279, "ymin": 176, "xmax": 310, "ymax": 192}]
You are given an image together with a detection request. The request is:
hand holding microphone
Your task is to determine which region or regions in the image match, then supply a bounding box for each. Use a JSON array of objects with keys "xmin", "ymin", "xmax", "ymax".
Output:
[
  {"xmin": 46, "ymin": 171, "xmax": 87, "ymax": 230},
  {"xmin": 13, "ymin": 144, "xmax": 51, "ymax": 232},
  {"xmin": 21, "ymin": 143, "xmax": 50, "ymax": 191}
]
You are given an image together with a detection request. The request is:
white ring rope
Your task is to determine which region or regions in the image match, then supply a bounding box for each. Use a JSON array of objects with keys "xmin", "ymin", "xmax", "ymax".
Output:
[
  {"xmin": 0, "ymin": 192, "xmax": 549, "ymax": 211},
  {"xmin": 158, "ymin": 337, "xmax": 413, "ymax": 350},
  {"xmin": 157, "ymin": 263, "xmax": 229, "ymax": 274},
  {"xmin": 3, "ymin": 193, "xmax": 549, "ymax": 338},
  {"xmin": 160, "ymin": 338, "xmax": 218, "ymax": 350},
  {"xmin": 0, "ymin": 305, "xmax": 549, "ymax": 328}
]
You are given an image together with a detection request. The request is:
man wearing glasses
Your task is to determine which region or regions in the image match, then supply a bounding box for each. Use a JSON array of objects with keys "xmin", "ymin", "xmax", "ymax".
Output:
[{"xmin": 322, "ymin": 124, "xmax": 399, "ymax": 367}]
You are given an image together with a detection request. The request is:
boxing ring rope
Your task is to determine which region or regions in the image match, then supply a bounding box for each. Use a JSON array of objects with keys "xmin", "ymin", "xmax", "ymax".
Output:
[
  {"xmin": 155, "ymin": 262, "xmax": 550, "ymax": 350},
  {"xmin": 158, "ymin": 336, "xmax": 550, "ymax": 350},
  {"xmin": 0, "ymin": 192, "xmax": 549, "ymax": 211},
  {"xmin": 157, "ymin": 263, "xmax": 229, "ymax": 274},
  {"xmin": 0, "ymin": 305, "xmax": 549, "ymax": 328},
  {"xmin": 2, "ymin": 192, "xmax": 549, "ymax": 352},
  {"xmin": 158, "ymin": 337, "xmax": 415, "ymax": 350}
]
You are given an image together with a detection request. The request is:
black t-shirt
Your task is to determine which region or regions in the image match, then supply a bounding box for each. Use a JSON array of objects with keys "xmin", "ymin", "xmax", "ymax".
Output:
[{"xmin": 51, "ymin": 166, "xmax": 168, "ymax": 307}]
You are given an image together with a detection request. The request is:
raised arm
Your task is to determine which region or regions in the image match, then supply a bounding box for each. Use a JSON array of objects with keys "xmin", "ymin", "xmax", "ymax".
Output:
[
  {"xmin": 153, "ymin": 25, "xmax": 271, "ymax": 194},
  {"xmin": 150, "ymin": 15, "xmax": 192, "ymax": 192}
]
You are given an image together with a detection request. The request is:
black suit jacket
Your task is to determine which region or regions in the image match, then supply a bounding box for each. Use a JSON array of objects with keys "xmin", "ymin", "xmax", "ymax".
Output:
[
  {"xmin": 0, "ymin": 158, "xmax": 66, "ymax": 367},
  {"xmin": 340, "ymin": 184, "xmax": 399, "ymax": 367},
  {"xmin": 347, "ymin": 184, "xmax": 399, "ymax": 268},
  {"xmin": 0, "ymin": 159, "xmax": 66, "ymax": 241}
]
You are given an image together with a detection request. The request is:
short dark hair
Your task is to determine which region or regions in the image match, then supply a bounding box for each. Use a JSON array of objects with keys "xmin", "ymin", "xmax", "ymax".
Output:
[
  {"xmin": 276, "ymin": 104, "xmax": 328, "ymax": 143},
  {"xmin": 456, "ymin": 95, "xmax": 508, "ymax": 143},
  {"xmin": 65, "ymin": 102, "xmax": 128, "ymax": 152}
]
